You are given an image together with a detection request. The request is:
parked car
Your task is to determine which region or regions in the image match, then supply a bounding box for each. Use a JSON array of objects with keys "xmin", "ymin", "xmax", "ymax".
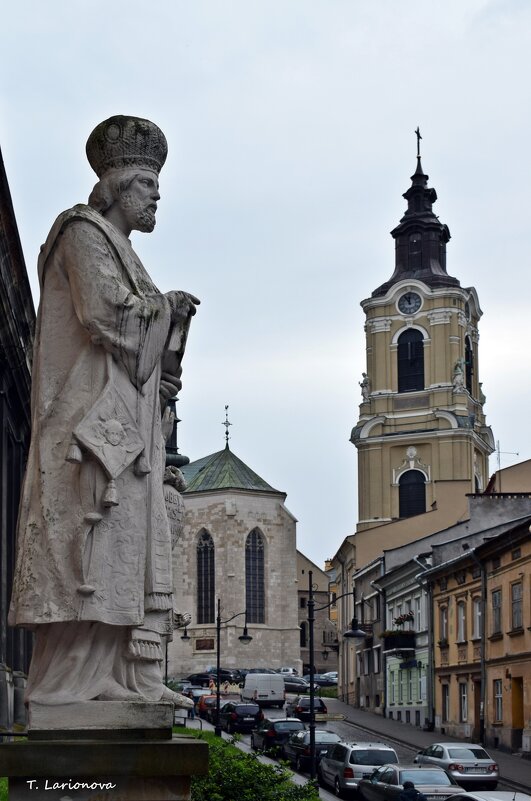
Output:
[
  {"xmin": 446, "ymin": 794, "xmax": 530, "ymax": 801},
  {"xmin": 358, "ymin": 764, "xmax": 462, "ymax": 801},
  {"xmin": 241, "ymin": 672, "xmax": 286, "ymax": 707},
  {"xmin": 414, "ymin": 743, "xmax": 499, "ymax": 789},
  {"xmin": 302, "ymin": 673, "xmax": 338, "ymax": 687},
  {"xmin": 283, "ymin": 676, "xmax": 318, "ymax": 693},
  {"xmin": 281, "ymin": 729, "xmax": 341, "ymax": 772},
  {"xmin": 186, "ymin": 668, "xmax": 239, "ymax": 687},
  {"xmin": 285, "ymin": 695, "xmax": 327, "ymax": 721},
  {"xmin": 278, "ymin": 666, "xmax": 299, "ymax": 676},
  {"xmin": 318, "ymin": 741, "xmax": 399, "ymax": 796},
  {"xmin": 250, "ymin": 718, "xmax": 305, "ymax": 753},
  {"xmin": 196, "ymin": 693, "xmax": 217, "ymax": 720},
  {"xmin": 246, "ymin": 667, "xmax": 279, "ymax": 674},
  {"xmin": 217, "ymin": 700, "xmax": 263, "ymax": 733},
  {"xmin": 322, "ymin": 671, "xmax": 338, "ymax": 681}
]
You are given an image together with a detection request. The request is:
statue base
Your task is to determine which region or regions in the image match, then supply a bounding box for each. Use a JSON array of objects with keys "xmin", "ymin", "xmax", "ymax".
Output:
[
  {"xmin": 28, "ymin": 701, "xmax": 174, "ymax": 740},
  {"xmin": 0, "ymin": 735, "xmax": 208, "ymax": 801}
]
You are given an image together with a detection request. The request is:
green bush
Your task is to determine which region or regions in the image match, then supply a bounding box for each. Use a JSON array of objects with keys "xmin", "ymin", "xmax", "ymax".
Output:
[
  {"xmin": 319, "ymin": 686, "xmax": 337, "ymax": 699},
  {"xmin": 0, "ymin": 776, "xmax": 7, "ymax": 801},
  {"xmin": 174, "ymin": 727, "xmax": 319, "ymax": 801}
]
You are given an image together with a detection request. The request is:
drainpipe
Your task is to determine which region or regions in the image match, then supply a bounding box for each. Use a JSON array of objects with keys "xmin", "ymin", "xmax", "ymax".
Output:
[
  {"xmin": 413, "ymin": 556, "xmax": 434, "ymax": 731},
  {"xmin": 470, "ymin": 549, "xmax": 486, "ymax": 745},
  {"xmin": 370, "ymin": 580, "xmax": 386, "ymax": 716}
]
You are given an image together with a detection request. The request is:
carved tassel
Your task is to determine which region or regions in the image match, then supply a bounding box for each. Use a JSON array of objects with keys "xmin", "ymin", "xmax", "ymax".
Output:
[
  {"xmin": 102, "ymin": 479, "xmax": 119, "ymax": 507},
  {"xmin": 134, "ymin": 452, "xmax": 151, "ymax": 476},
  {"xmin": 66, "ymin": 437, "xmax": 83, "ymax": 464}
]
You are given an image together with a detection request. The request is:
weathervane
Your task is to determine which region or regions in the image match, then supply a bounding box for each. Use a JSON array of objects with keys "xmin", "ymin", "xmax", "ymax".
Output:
[
  {"xmin": 415, "ymin": 126, "xmax": 422, "ymax": 159},
  {"xmin": 222, "ymin": 404, "xmax": 232, "ymax": 445}
]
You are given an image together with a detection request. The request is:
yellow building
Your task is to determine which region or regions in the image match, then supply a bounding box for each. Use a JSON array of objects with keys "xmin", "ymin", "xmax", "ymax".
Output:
[
  {"xmin": 351, "ymin": 154, "xmax": 494, "ymax": 548},
  {"xmin": 428, "ymin": 514, "xmax": 531, "ymax": 753},
  {"xmin": 333, "ymin": 147, "xmax": 494, "ymax": 703}
]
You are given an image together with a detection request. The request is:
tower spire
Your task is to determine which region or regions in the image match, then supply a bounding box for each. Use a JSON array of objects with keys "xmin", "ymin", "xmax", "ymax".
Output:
[
  {"xmin": 371, "ymin": 133, "xmax": 459, "ymax": 297},
  {"xmin": 222, "ymin": 404, "xmax": 232, "ymax": 447}
]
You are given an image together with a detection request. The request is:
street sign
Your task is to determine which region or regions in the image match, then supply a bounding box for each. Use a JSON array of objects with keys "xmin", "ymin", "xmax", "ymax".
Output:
[{"xmin": 315, "ymin": 713, "xmax": 346, "ymax": 721}]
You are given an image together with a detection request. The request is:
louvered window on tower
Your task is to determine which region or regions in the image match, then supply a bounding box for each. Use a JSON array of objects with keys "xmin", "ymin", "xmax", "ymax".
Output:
[
  {"xmin": 197, "ymin": 530, "xmax": 215, "ymax": 624},
  {"xmin": 465, "ymin": 337, "xmax": 473, "ymax": 393},
  {"xmin": 397, "ymin": 329, "xmax": 424, "ymax": 392},
  {"xmin": 246, "ymin": 528, "xmax": 265, "ymax": 623},
  {"xmin": 399, "ymin": 470, "xmax": 426, "ymax": 518}
]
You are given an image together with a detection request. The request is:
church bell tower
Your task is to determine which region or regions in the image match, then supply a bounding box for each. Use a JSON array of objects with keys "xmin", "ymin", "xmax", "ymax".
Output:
[{"xmin": 351, "ymin": 138, "xmax": 494, "ymax": 532}]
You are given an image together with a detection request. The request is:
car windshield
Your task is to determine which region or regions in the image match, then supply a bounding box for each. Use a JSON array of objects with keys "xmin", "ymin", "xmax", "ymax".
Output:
[
  {"xmin": 275, "ymin": 722, "xmax": 304, "ymax": 732},
  {"xmin": 400, "ymin": 770, "xmax": 452, "ymax": 786},
  {"xmin": 350, "ymin": 750, "xmax": 398, "ymax": 765},
  {"xmin": 447, "ymin": 747, "xmax": 491, "ymax": 760},
  {"xmin": 314, "ymin": 732, "xmax": 340, "ymax": 743},
  {"xmin": 235, "ymin": 705, "xmax": 259, "ymax": 714}
]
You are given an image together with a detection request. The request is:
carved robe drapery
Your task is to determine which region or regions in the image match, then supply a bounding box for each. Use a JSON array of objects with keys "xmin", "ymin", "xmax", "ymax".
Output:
[{"xmin": 9, "ymin": 205, "xmax": 177, "ymax": 636}]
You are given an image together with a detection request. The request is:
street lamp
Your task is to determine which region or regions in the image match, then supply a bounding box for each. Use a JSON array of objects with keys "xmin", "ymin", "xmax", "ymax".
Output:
[
  {"xmin": 214, "ymin": 597, "xmax": 252, "ymax": 736},
  {"xmin": 307, "ymin": 570, "xmax": 367, "ymax": 781}
]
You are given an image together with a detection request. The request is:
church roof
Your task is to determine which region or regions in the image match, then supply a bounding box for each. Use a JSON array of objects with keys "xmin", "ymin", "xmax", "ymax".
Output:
[{"xmin": 181, "ymin": 445, "xmax": 282, "ymax": 495}]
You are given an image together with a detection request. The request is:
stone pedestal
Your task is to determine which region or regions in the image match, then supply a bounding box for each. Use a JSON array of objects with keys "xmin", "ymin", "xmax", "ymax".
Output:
[{"xmin": 0, "ymin": 735, "xmax": 208, "ymax": 801}]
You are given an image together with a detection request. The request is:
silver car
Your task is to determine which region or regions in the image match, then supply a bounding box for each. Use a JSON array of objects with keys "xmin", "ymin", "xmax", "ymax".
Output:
[
  {"xmin": 358, "ymin": 764, "xmax": 462, "ymax": 800},
  {"xmin": 318, "ymin": 741, "xmax": 399, "ymax": 796},
  {"xmin": 414, "ymin": 743, "xmax": 499, "ymax": 789}
]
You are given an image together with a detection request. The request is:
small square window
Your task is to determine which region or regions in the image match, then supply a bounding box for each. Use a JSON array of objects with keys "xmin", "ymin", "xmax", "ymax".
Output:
[{"xmin": 511, "ymin": 548, "xmax": 521, "ymax": 561}]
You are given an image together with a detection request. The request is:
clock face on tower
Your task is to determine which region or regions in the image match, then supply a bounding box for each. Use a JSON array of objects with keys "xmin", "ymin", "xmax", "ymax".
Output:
[{"xmin": 398, "ymin": 292, "xmax": 422, "ymax": 315}]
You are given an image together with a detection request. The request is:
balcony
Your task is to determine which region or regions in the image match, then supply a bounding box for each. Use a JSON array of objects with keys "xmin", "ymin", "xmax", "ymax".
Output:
[{"xmin": 381, "ymin": 630, "xmax": 416, "ymax": 655}]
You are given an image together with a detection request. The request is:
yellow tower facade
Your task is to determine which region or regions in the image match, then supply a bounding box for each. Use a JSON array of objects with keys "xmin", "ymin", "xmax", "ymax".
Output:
[{"xmin": 351, "ymin": 155, "xmax": 494, "ymax": 532}]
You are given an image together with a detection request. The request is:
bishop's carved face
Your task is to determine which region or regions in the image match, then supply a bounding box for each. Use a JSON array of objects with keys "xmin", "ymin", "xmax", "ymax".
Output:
[{"xmin": 118, "ymin": 170, "xmax": 160, "ymax": 233}]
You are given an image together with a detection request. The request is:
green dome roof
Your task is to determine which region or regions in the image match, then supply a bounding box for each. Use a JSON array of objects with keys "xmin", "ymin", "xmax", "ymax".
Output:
[{"xmin": 181, "ymin": 445, "xmax": 282, "ymax": 495}]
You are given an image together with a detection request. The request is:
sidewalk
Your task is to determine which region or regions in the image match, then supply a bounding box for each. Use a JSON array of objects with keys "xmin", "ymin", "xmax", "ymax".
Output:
[{"xmin": 326, "ymin": 697, "xmax": 531, "ymax": 793}]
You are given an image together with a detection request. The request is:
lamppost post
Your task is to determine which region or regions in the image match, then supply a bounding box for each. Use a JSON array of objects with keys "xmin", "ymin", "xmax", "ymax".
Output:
[
  {"xmin": 308, "ymin": 570, "xmax": 316, "ymax": 780},
  {"xmin": 215, "ymin": 598, "xmax": 222, "ymax": 737},
  {"xmin": 214, "ymin": 598, "xmax": 252, "ymax": 737},
  {"xmin": 307, "ymin": 583, "xmax": 368, "ymax": 781}
]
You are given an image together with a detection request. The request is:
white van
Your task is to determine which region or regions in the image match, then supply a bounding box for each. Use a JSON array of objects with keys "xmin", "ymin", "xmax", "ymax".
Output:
[{"xmin": 241, "ymin": 673, "xmax": 285, "ymax": 708}]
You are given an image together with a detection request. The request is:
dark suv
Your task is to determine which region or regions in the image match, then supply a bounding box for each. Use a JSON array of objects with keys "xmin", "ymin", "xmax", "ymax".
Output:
[
  {"xmin": 285, "ymin": 695, "xmax": 327, "ymax": 721},
  {"xmin": 251, "ymin": 718, "xmax": 305, "ymax": 752}
]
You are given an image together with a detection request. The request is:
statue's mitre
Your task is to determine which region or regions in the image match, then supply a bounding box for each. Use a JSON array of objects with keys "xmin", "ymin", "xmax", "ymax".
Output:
[{"xmin": 86, "ymin": 115, "xmax": 168, "ymax": 178}]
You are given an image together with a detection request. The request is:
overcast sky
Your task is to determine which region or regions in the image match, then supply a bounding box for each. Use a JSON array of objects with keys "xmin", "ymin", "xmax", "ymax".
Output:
[{"xmin": 2, "ymin": 1, "xmax": 531, "ymax": 568}]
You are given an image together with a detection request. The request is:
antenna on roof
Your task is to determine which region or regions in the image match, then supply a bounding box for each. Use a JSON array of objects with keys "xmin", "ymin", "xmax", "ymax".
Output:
[{"xmin": 222, "ymin": 404, "xmax": 232, "ymax": 446}]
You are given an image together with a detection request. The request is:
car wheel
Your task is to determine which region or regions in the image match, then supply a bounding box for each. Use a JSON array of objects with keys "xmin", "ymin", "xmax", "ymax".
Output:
[
  {"xmin": 226, "ymin": 722, "xmax": 233, "ymax": 734},
  {"xmin": 295, "ymin": 756, "xmax": 302, "ymax": 772},
  {"xmin": 316, "ymin": 766, "xmax": 325, "ymax": 787},
  {"xmin": 334, "ymin": 777, "xmax": 344, "ymax": 798}
]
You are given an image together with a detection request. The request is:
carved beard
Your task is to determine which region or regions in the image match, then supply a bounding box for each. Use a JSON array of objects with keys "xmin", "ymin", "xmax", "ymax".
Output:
[{"xmin": 120, "ymin": 192, "xmax": 157, "ymax": 233}]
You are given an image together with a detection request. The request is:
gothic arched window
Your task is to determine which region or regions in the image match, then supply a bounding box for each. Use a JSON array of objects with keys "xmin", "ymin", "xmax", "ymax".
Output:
[
  {"xmin": 196, "ymin": 530, "xmax": 215, "ymax": 624},
  {"xmin": 399, "ymin": 470, "xmax": 426, "ymax": 518},
  {"xmin": 465, "ymin": 337, "xmax": 473, "ymax": 394},
  {"xmin": 397, "ymin": 329, "xmax": 424, "ymax": 393},
  {"xmin": 246, "ymin": 528, "xmax": 265, "ymax": 624}
]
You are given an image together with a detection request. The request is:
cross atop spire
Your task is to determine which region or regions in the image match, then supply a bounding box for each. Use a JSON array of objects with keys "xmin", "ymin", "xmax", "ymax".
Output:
[
  {"xmin": 222, "ymin": 404, "xmax": 232, "ymax": 446},
  {"xmin": 415, "ymin": 126, "xmax": 422, "ymax": 159}
]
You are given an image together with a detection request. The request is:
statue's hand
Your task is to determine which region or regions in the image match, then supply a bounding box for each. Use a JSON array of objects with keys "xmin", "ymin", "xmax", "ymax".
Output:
[
  {"xmin": 160, "ymin": 371, "xmax": 182, "ymax": 401},
  {"xmin": 166, "ymin": 290, "xmax": 200, "ymax": 322}
]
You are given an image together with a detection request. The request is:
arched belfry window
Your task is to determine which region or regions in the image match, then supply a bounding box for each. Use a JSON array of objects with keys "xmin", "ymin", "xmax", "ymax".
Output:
[
  {"xmin": 465, "ymin": 337, "xmax": 473, "ymax": 394},
  {"xmin": 246, "ymin": 528, "xmax": 265, "ymax": 624},
  {"xmin": 196, "ymin": 530, "xmax": 215, "ymax": 624},
  {"xmin": 399, "ymin": 470, "xmax": 426, "ymax": 518},
  {"xmin": 397, "ymin": 329, "xmax": 424, "ymax": 393}
]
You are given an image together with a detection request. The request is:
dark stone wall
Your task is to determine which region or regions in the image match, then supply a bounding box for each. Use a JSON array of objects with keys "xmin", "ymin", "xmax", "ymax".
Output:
[{"xmin": 0, "ymin": 147, "xmax": 35, "ymax": 732}]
